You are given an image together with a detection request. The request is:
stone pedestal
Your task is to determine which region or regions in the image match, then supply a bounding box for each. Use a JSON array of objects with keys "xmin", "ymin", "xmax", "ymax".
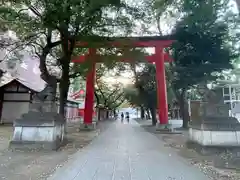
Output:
[
  {"xmin": 156, "ymin": 116, "xmax": 173, "ymax": 132},
  {"xmin": 155, "ymin": 123, "xmax": 182, "ymax": 134},
  {"xmin": 156, "ymin": 123, "xmax": 172, "ymax": 131},
  {"xmin": 9, "ymin": 81, "xmax": 66, "ymax": 150},
  {"xmin": 79, "ymin": 117, "xmax": 98, "ymax": 124},
  {"xmin": 189, "ymin": 102, "xmax": 240, "ymax": 147},
  {"xmin": 79, "ymin": 116, "xmax": 98, "ymax": 131},
  {"xmin": 9, "ymin": 111, "xmax": 65, "ymax": 150},
  {"xmin": 79, "ymin": 122, "xmax": 97, "ymax": 131}
]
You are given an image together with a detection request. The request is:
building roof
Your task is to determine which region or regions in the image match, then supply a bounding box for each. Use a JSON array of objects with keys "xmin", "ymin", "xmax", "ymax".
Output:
[
  {"xmin": 0, "ymin": 54, "xmax": 46, "ymax": 92},
  {"xmin": 0, "ymin": 53, "xmax": 84, "ymax": 104},
  {"xmin": 217, "ymin": 83, "xmax": 240, "ymax": 88}
]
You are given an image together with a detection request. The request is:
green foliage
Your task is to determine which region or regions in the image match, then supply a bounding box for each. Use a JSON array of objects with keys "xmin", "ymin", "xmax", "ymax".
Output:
[
  {"xmin": 0, "ymin": 0, "xmax": 147, "ymax": 76},
  {"xmin": 155, "ymin": 0, "xmax": 239, "ymax": 127},
  {"xmin": 135, "ymin": 64, "xmax": 157, "ymax": 109},
  {"xmin": 95, "ymin": 79, "xmax": 125, "ymax": 110},
  {"xmin": 71, "ymin": 76, "xmax": 86, "ymax": 92},
  {"xmin": 0, "ymin": 0, "xmax": 149, "ymax": 114},
  {"xmin": 124, "ymin": 63, "xmax": 175, "ymax": 109},
  {"xmin": 93, "ymin": 62, "xmax": 127, "ymax": 110},
  {"xmin": 169, "ymin": 0, "xmax": 237, "ymax": 92},
  {"xmin": 124, "ymin": 86, "xmax": 143, "ymax": 107}
]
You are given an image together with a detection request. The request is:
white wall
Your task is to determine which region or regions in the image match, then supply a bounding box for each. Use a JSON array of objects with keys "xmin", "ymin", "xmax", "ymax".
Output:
[{"xmin": 4, "ymin": 93, "xmax": 30, "ymax": 101}]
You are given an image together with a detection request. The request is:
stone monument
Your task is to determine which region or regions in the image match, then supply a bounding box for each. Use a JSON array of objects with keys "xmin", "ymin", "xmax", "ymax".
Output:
[
  {"xmin": 9, "ymin": 76, "xmax": 65, "ymax": 150},
  {"xmin": 189, "ymin": 83, "xmax": 240, "ymax": 147}
]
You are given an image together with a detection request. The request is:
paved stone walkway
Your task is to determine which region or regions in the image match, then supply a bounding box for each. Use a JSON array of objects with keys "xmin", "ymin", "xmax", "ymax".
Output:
[{"xmin": 48, "ymin": 120, "xmax": 210, "ymax": 180}]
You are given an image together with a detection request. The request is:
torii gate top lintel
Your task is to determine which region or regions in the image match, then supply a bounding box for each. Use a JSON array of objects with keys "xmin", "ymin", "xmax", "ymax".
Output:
[{"xmin": 75, "ymin": 35, "xmax": 174, "ymax": 48}]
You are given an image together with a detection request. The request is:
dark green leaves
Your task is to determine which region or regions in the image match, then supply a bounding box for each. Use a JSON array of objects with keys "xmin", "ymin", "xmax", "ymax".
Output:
[{"xmin": 170, "ymin": 0, "xmax": 235, "ymax": 91}]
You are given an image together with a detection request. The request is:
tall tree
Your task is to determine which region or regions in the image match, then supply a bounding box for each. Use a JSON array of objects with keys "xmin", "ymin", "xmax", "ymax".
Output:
[
  {"xmin": 95, "ymin": 63, "xmax": 126, "ymax": 111},
  {"xmin": 0, "ymin": 0, "xmax": 146, "ymax": 115},
  {"xmin": 135, "ymin": 64, "xmax": 158, "ymax": 125},
  {"xmin": 169, "ymin": 0, "xmax": 238, "ymax": 128},
  {"xmin": 124, "ymin": 63, "xmax": 175, "ymax": 125}
]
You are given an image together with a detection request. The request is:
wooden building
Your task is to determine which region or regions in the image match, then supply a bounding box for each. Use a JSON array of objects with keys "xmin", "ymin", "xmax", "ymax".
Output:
[
  {"xmin": 0, "ymin": 79, "xmax": 33, "ymax": 123},
  {"xmin": 61, "ymin": 100, "xmax": 79, "ymax": 122},
  {"xmin": 0, "ymin": 79, "xmax": 79, "ymax": 124}
]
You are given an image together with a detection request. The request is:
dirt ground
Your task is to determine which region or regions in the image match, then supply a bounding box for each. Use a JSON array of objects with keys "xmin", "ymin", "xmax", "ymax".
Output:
[
  {"xmin": 136, "ymin": 119, "xmax": 240, "ymax": 180},
  {"xmin": 0, "ymin": 120, "xmax": 112, "ymax": 180}
]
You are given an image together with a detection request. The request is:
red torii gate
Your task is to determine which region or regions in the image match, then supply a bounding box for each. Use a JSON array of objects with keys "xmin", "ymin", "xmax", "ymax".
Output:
[{"xmin": 72, "ymin": 36, "xmax": 174, "ymax": 127}]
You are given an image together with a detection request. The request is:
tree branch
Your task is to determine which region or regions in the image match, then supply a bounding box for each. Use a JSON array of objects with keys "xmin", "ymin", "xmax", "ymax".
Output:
[
  {"xmin": 94, "ymin": 91, "xmax": 100, "ymax": 106},
  {"xmin": 29, "ymin": 5, "xmax": 42, "ymax": 18}
]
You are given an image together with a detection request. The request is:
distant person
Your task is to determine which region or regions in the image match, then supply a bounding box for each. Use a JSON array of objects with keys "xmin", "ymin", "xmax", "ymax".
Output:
[
  {"xmin": 114, "ymin": 113, "xmax": 118, "ymax": 120},
  {"xmin": 121, "ymin": 112, "xmax": 124, "ymax": 122},
  {"xmin": 126, "ymin": 112, "xmax": 130, "ymax": 123}
]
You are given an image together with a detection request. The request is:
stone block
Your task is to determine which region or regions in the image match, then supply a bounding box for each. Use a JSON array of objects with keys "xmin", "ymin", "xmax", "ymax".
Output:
[
  {"xmin": 79, "ymin": 118, "xmax": 98, "ymax": 124},
  {"xmin": 236, "ymin": 132, "xmax": 240, "ymax": 144},
  {"xmin": 189, "ymin": 99, "xmax": 240, "ymax": 147},
  {"xmin": 188, "ymin": 128, "xmax": 193, "ymax": 141},
  {"xmin": 155, "ymin": 123, "xmax": 181, "ymax": 134},
  {"xmin": 9, "ymin": 140, "xmax": 61, "ymax": 151},
  {"xmin": 211, "ymin": 131, "xmax": 238, "ymax": 146},
  {"xmin": 200, "ymin": 130, "xmax": 211, "ymax": 146},
  {"xmin": 9, "ymin": 111, "xmax": 65, "ymax": 151},
  {"xmin": 156, "ymin": 123, "xmax": 172, "ymax": 130},
  {"xmin": 188, "ymin": 128, "xmax": 240, "ymax": 147},
  {"xmin": 79, "ymin": 122, "xmax": 97, "ymax": 131}
]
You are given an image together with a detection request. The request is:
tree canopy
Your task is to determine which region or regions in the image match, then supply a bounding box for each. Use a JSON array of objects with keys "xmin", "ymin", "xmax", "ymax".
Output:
[
  {"xmin": 94, "ymin": 63, "xmax": 126, "ymax": 110},
  {"xmin": 166, "ymin": 0, "xmax": 239, "ymax": 127},
  {"xmin": 0, "ymin": 0, "xmax": 239, "ymax": 125},
  {"xmin": 0, "ymin": 0, "xmax": 147, "ymax": 114},
  {"xmin": 124, "ymin": 63, "xmax": 175, "ymax": 125}
]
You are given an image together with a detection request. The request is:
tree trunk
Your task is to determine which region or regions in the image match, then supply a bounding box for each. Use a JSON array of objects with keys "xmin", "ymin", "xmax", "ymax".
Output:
[
  {"xmin": 59, "ymin": 79, "xmax": 69, "ymax": 116},
  {"xmin": 178, "ymin": 92, "xmax": 190, "ymax": 129},
  {"xmin": 97, "ymin": 108, "xmax": 101, "ymax": 121},
  {"xmin": 59, "ymin": 56, "xmax": 70, "ymax": 116},
  {"xmin": 147, "ymin": 109, "xmax": 151, "ymax": 119},
  {"xmin": 58, "ymin": 30, "xmax": 75, "ymax": 116},
  {"xmin": 149, "ymin": 107, "xmax": 157, "ymax": 126},
  {"xmin": 140, "ymin": 106, "xmax": 145, "ymax": 119},
  {"xmin": 94, "ymin": 91, "xmax": 100, "ymax": 107}
]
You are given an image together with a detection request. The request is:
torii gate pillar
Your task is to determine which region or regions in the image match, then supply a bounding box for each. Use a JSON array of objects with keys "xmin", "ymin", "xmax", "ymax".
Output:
[
  {"xmin": 155, "ymin": 47, "xmax": 169, "ymax": 126},
  {"xmin": 80, "ymin": 48, "xmax": 97, "ymax": 130}
]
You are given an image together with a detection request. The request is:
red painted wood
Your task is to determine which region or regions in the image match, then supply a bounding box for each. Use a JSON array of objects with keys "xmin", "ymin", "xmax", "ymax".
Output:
[
  {"xmin": 155, "ymin": 47, "xmax": 168, "ymax": 125},
  {"xmin": 83, "ymin": 48, "xmax": 96, "ymax": 124},
  {"xmin": 75, "ymin": 40, "xmax": 174, "ymax": 48},
  {"xmin": 72, "ymin": 53, "xmax": 173, "ymax": 63}
]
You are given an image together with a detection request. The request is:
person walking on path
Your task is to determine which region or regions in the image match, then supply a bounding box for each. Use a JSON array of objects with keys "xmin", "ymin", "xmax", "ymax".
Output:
[
  {"xmin": 126, "ymin": 112, "xmax": 130, "ymax": 123},
  {"xmin": 121, "ymin": 112, "xmax": 124, "ymax": 122}
]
